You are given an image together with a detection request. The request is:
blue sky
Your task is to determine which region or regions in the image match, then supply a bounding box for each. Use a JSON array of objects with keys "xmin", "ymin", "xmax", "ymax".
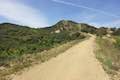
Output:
[{"xmin": 0, "ymin": 0, "xmax": 120, "ymax": 28}]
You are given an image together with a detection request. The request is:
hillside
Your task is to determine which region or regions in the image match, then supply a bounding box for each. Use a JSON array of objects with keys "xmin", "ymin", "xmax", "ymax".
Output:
[
  {"xmin": 0, "ymin": 20, "xmax": 90, "ymax": 66},
  {"xmin": 1, "ymin": 20, "xmax": 120, "ymax": 80},
  {"xmin": 1, "ymin": 20, "xmax": 117, "ymax": 66},
  {"xmin": 51, "ymin": 20, "xmax": 80, "ymax": 32},
  {"xmin": 50, "ymin": 20, "xmax": 97, "ymax": 34}
]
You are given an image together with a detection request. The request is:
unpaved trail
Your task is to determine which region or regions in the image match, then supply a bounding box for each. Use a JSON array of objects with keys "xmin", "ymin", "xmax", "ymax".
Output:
[{"xmin": 13, "ymin": 36, "xmax": 109, "ymax": 80}]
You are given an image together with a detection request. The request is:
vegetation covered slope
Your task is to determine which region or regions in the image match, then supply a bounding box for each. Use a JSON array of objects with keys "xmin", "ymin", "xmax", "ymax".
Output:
[
  {"xmin": 0, "ymin": 21, "xmax": 88, "ymax": 66},
  {"xmin": 80, "ymin": 23, "xmax": 98, "ymax": 34},
  {"xmin": 51, "ymin": 20, "xmax": 81, "ymax": 32},
  {"xmin": 96, "ymin": 36, "xmax": 120, "ymax": 80},
  {"xmin": 1, "ymin": 20, "xmax": 119, "ymax": 67},
  {"xmin": 95, "ymin": 27, "xmax": 120, "ymax": 80},
  {"xmin": 1, "ymin": 20, "xmax": 120, "ymax": 80}
]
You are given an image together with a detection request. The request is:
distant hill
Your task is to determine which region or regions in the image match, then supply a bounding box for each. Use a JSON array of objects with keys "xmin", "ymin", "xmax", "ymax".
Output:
[
  {"xmin": 50, "ymin": 20, "xmax": 80, "ymax": 32},
  {"xmin": 50, "ymin": 20, "xmax": 97, "ymax": 34}
]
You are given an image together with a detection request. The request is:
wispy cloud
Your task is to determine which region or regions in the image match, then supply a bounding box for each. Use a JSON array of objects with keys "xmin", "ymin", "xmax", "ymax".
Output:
[
  {"xmin": 112, "ymin": 20, "xmax": 120, "ymax": 25},
  {"xmin": 83, "ymin": 15, "xmax": 96, "ymax": 21},
  {"xmin": 52, "ymin": 0, "xmax": 120, "ymax": 18},
  {"xmin": 0, "ymin": 0, "xmax": 48, "ymax": 28}
]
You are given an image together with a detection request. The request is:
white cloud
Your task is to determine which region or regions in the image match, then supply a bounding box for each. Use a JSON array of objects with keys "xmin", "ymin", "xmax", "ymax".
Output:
[
  {"xmin": 52, "ymin": 0, "xmax": 120, "ymax": 18},
  {"xmin": 0, "ymin": 0, "xmax": 48, "ymax": 28}
]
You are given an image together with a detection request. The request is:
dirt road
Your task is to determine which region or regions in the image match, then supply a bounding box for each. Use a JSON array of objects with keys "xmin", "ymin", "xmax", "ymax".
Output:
[{"xmin": 13, "ymin": 36, "xmax": 109, "ymax": 80}]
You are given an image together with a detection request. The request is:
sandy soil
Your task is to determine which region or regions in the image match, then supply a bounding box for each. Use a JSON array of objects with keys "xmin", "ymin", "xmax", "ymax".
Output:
[{"xmin": 13, "ymin": 36, "xmax": 109, "ymax": 80}]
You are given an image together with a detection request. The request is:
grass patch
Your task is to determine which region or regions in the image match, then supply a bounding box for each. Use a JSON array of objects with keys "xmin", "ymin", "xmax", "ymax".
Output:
[
  {"xmin": 95, "ymin": 37, "xmax": 120, "ymax": 80},
  {"xmin": 114, "ymin": 36, "xmax": 120, "ymax": 48}
]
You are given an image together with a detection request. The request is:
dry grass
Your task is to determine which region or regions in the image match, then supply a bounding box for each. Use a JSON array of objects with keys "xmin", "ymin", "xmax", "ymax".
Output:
[{"xmin": 95, "ymin": 37, "xmax": 120, "ymax": 80}]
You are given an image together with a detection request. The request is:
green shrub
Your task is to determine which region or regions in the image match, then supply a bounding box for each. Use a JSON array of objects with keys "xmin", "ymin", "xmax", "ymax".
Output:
[
  {"xmin": 96, "ymin": 27, "xmax": 107, "ymax": 37},
  {"xmin": 0, "ymin": 23, "xmax": 85, "ymax": 66},
  {"xmin": 115, "ymin": 36, "xmax": 120, "ymax": 48}
]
